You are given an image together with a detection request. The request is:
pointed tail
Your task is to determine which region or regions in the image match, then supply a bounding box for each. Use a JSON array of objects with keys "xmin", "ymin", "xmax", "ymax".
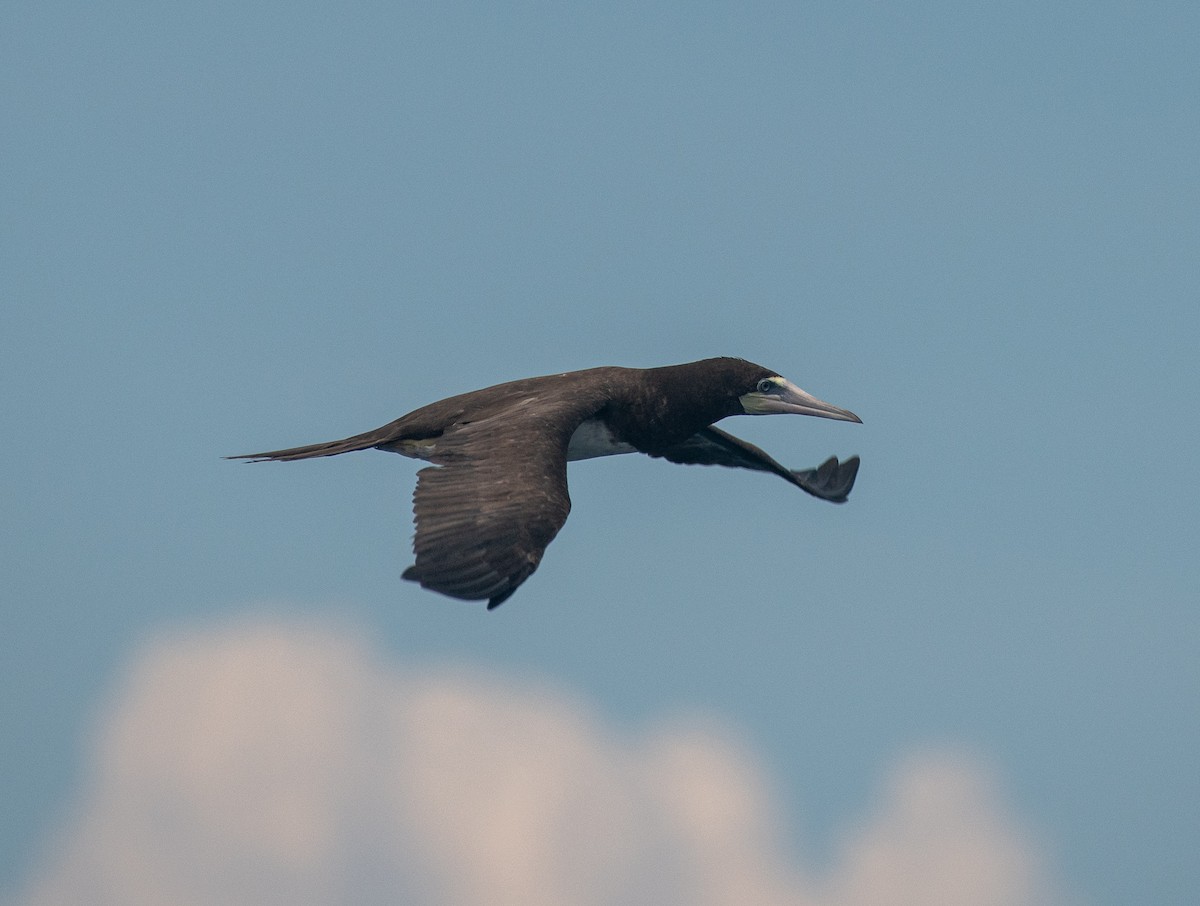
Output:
[{"xmin": 226, "ymin": 425, "xmax": 394, "ymax": 462}]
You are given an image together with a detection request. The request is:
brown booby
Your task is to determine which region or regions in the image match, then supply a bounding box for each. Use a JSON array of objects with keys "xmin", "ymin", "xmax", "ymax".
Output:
[{"xmin": 230, "ymin": 357, "xmax": 861, "ymax": 608}]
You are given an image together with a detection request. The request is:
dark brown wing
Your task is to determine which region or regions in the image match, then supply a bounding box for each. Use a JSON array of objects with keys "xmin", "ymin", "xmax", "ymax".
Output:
[
  {"xmin": 653, "ymin": 426, "xmax": 860, "ymax": 503},
  {"xmin": 400, "ymin": 405, "xmax": 594, "ymax": 609}
]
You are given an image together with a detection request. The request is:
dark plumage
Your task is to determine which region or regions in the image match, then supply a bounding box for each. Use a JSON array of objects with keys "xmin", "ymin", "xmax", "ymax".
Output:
[{"xmin": 230, "ymin": 357, "xmax": 861, "ymax": 608}]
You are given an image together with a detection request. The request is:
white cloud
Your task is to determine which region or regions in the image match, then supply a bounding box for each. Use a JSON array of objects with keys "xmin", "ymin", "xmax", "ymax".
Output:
[{"xmin": 17, "ymin": 618, "xmax": 1075, "ymax": 906}]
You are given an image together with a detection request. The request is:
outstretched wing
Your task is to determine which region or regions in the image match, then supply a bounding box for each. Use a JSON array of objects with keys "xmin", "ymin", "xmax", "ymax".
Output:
[
  {"xmin": 400, "ymin": 408, "xmax": 585, "ymax": 609},
  {"xmin": 653, "ymin": 426, "xmax": 860, "ymax": 503}
]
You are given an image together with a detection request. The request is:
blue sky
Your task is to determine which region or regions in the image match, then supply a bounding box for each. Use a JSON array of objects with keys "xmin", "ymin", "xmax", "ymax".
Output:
[{"xmin": 3, "ymin": 3, "xmax": 1197, "ymax": 903}]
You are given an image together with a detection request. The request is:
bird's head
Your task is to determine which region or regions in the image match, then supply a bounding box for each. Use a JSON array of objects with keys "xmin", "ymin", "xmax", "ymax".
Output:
[{"xmin": 731, "ymin": 360, "xmax": 861, "ymax": 423}]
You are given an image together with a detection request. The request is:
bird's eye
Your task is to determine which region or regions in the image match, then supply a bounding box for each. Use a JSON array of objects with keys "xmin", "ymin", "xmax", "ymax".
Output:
[{"xmin": 757, "ymin": 378, "xmax": 776, "ymax": 393}]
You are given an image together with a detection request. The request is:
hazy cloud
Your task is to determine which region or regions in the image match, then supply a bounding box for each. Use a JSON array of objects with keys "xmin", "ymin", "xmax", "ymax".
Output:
[{"xmin": 17, "ymin": 618, "xmax": 1074, "ymax": 906}]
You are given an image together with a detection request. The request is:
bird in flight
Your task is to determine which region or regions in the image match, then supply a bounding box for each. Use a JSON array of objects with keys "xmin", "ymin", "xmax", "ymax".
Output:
[{"xmin": 230, "ymin": 357, "xmax": 861, "ymax": 609}]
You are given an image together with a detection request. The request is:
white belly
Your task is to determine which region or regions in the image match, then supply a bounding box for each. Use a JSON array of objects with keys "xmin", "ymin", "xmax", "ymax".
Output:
[
  {"xmin": 566, "ymin": 418, "xmax": 636, "ymax": 461},
  {"xmin": 387, "ymin": 437, "xmax": 439, "ymax": 461},
  {"xmin": 388, "ymin": 418, "xmax": 634, "ymax": 463}
]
